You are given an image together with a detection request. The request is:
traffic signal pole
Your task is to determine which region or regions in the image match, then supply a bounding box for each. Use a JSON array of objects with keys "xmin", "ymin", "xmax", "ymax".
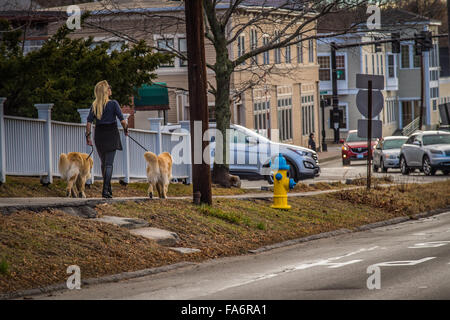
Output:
[{"xmin": 331, "ymin": 42, "xmax": 340, "ymax": 144}]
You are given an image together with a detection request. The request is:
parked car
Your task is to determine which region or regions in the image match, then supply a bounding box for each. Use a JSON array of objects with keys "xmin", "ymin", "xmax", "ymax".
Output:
[
  {"xmin": 373, "ymin": 136, "xmax": 408, "ymax": 173},
  {"xmin": 341, "ymin": 130, "xmax": 378, "ymax": 166},
  {"xmin": 399, "ymin": 131, "xmax": 450, "ymax": 176},
  {"xmin": 163, "ymin": 123, "xmax": 320, "ymax": 183}
]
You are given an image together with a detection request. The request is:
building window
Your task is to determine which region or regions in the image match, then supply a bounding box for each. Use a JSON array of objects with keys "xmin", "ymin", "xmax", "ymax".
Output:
[
  {"xmin": 277, "ymin": 96, "xmax": 293, "ymax": 141},
  {"xmin": 250, "ymin": 29, "xmax": 258, "ymax": 65},
  {"xmin": 372, "ymin": 54, "xmax": 375, "ymax": 74},
  {"xmin": 430, "ymin": 87, "xmax": 439, "ymax": 99},
  {"xmin": 318, "ymin": 56, "xmax": 330, "ymax": 81},
  {"xmin": 380, "ymin": 55, "xmax": 384, "ymax": 75},
  {"xmin": 274, "ymin": 31, "xmax": 281, "ymax": 64},
  {"xmin": 178, "ymin": 38, "xmax": 187, "ymax": 67},
  {"xmin": 238, "ymin": 35, "xmax": 245, "ymax": 60},
  {"xmin": 157, "ymin": 38, "xmax": 174, "ymax": 67},
  {"xmin": 308, "ymin": 39, "xmax": 314, "ymax": 63},
  {"xmin": 297, "ymin": 35, "xmax": 303, "ymax": 63},
  {"xmin": 413, "ymin": 52, "xmax": 421, "ymax": 68},
  {"xmin": 253, "ymin": 100, "xmax": 270, "ymax": 137},
  {"xmin": 388, "ymin": 54, "xmax": 395, "ymax": 78},
  {"xmin": 285, "ymin": 45, "xmax": 291, "ymax": 63},
  {"xmin": 263, "ymin": 36, "xmax": 270, "ymax": 65},
  {"xmin": 365, "ymin": 55, "xmax": 368, "ymax": 74},
  {"xmin": 386, "ymin": 99, "xmax": 397, "ymax": 123},
  {"xmin": 401, "ymin": 45, "xmax": 410, "ymax": 68},
  {"xmin": 301, "ymin": 94, "xmax": 315, "ymax": 135}
]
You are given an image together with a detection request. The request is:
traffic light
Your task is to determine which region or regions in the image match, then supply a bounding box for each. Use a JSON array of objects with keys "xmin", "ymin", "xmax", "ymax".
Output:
[
  {"xmin": 421, "ymin": 31, "xmax": 433, "ymax": 51},
  {"xmin": 391, "ymin": 32, "xmax": 400, "ymax": 54},
  {"xmin": 414, "ymin": 33, "xmax": 422, "ymax": 56},
  {"xmin": 374, "ymin": 37, "xmax": 382, "ymax": 53}
]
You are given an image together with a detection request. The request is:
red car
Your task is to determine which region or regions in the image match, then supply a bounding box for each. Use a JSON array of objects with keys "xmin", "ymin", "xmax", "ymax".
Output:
[{"xmin": 341, "ymin": 130, "xmax": 378, "ymax": 166}]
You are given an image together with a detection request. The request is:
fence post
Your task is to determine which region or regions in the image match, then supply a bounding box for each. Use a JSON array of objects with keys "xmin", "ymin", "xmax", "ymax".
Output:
[
  {"xmin": 149, "ymin": 118, "xmax": 162, "ymax": 155},
  {"xmin": 35, "ymin": 103, "xmax": 54, "ymax": 185},
  {"xmin": 77, "ymin": 108, "xmax": 94, "ymax": 185},
  {"xmin": 180, "ymin": 120, "xmax": 192, "ymax": 184},
  {"xmin": 0, "ymin": 98, "xmax": 6, "ymax": 184},
  {"xmin": 121, "ymin": 113, "xmax": 130, "ymax": 184}
]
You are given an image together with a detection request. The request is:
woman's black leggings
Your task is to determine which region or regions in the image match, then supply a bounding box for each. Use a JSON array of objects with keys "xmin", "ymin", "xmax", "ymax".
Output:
[{"xmin": 98, "ymin": 150, "xmax": 116, "ymax": 175}]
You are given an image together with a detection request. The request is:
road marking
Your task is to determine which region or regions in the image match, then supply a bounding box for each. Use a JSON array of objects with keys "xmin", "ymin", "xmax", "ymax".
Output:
[
  {"xmin": 373, "ymin": 257, "xmax": 436, "ymax": 267},
  {"xmin": 408, "ymin": 241, "xmax": 450, "ymax": 249}
]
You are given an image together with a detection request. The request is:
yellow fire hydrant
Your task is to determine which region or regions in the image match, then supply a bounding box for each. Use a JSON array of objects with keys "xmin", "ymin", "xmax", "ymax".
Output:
[{"xmin": 271, "ymin": 154, "xmax": 296, "ymax": 210}]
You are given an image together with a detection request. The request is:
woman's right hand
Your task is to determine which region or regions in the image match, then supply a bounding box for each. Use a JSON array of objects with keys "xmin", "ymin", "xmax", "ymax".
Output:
[{"xmin": 86, "ymin": 137, "xmax": 93, "ymax": 146}]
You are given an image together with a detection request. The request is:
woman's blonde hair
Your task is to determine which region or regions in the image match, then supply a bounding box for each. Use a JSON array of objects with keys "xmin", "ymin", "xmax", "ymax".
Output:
[{"xmin": 92, "ymin": 80, "xmax": 110, "ymax": 120}]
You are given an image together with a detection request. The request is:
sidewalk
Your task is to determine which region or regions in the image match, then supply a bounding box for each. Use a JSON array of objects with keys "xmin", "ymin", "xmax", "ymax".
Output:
[{"xmin": 316, "ymin": 144, "xmax": 341, "ymax": 163}]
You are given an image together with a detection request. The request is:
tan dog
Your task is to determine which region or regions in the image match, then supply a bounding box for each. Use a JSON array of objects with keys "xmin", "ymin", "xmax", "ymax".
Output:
[
  {"xmin": 59, "ymin": 152, "xmax": 94, "ymax": 198},
  {"xmin": 144, "ymin": 151, "xmax": 173, "ymax": 199}
]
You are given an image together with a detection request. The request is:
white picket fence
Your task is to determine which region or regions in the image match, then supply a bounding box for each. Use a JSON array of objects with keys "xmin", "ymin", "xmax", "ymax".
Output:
[{"xmin": 0, "ymin": 97, "xmax": 191, "ymax": 184}]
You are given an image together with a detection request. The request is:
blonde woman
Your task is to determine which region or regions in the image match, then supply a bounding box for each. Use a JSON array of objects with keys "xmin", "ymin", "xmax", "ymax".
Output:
[{"xmin": 85, "ymin": 80, "xmax": 128, "ymax": 198}]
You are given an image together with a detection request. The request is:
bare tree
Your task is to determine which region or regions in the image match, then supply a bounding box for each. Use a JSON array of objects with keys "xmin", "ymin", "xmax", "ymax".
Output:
[{"xmin": 42, "ymin": 0, "xmax": 386, "ymax": 186}]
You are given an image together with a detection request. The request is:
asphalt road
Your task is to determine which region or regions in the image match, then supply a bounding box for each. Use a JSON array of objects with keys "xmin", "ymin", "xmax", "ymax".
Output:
[
  {"xmin": 36, "ymin": 211, "xmax": 450, "ymax": 300},
  {"xmin": 241, "ymin": 157, "xmax": 450, "ymax": 188}
]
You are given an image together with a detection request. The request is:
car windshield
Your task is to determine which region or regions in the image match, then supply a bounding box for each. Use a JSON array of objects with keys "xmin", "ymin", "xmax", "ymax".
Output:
[
  {"xmin": 422, "ymin": 134, "xmax": 450, "ymax": 146},
  {"xmin": 346, "ymin": 132, "xmax": 377, "ymax": 143},
  {"xmin": 383, "ymin": 139, "xmax": 407, "ymax": 150}
]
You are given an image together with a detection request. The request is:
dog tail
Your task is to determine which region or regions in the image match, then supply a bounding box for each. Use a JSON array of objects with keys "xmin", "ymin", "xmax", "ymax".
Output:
[
  {"xmin": 144, "ymin": 151, "xmax": 158, "ymax": 164},
  {"xmin": 58, "ymin": 153, "xmax": 70, "ymax": 179}
]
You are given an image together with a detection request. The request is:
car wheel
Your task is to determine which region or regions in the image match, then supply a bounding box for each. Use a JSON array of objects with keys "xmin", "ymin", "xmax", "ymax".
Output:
[
  {"xmin": 443, "ymin": 170, "xmax": 450, "ymax": 176},
  {"xmin": 266, "ymin": 172, "xmax": 274, "ymax": 185},
  {"xmin": 400, "ymin": 156, "xmax": 409, "ymax": 175},
  {"xmin": 286, "ymin": 160, "xmax": 297, "ymax": 182},
  {"xmin": 342, "ymin": 159, "xmax": 350, "ymax": 166},
  {"xmin": 422, "ymin": 156, "xmax": 436, "ymax": 176},
  {"xmin": 380, "ymin": 159, "xmax": 388, "ymax": 173},
  {"xmin": 372, "ymin": 162, "xmax": 379, "ymax": 172}
]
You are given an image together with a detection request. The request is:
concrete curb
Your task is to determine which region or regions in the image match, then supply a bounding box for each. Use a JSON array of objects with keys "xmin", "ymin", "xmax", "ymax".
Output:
[{"xmin": 0, "ymin": 261, "xmax": 196, "ymax": 300}]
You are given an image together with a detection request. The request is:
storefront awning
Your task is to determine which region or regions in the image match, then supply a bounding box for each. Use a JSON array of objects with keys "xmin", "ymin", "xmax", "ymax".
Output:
[{"xmin": 134, "ymin": 82, "xmax": 169, "ymax": 110}]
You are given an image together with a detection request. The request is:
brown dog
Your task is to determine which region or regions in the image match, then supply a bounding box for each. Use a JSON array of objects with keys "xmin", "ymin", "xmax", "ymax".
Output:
[
  {"xmin": 59, "ymin": 152, "xmax": 93, "ymax": 198},
  {"xmin": 144, "ymin": 151, "xmax": 173, "ymax": 199}
]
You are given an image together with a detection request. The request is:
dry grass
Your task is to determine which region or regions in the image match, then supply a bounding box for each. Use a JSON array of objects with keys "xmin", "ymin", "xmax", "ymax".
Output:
[
  {"xmin": 0, "ymin": 180, "xmax": 448, "ymax": 294},
  {"xmin": 0, "ymin": 176, "xmax": 256, "ymax": 198}
]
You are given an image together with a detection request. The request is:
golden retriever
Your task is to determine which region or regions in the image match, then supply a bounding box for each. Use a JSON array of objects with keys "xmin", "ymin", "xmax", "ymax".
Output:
[
  {"xmin": 59, "ymin": 152, "xmax": 94, "ymax": 198},
  {"xmin": 144, "ymin": 151, "xmax": 173, "ymax": 199}
]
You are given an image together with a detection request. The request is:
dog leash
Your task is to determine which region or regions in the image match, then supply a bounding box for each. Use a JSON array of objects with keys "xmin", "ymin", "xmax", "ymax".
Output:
[
  {"xmin": 128, "ymin": 134, "xmax": 149, "ymax": 152},
  {"xmin": 86, "ymin": 145, "xmax": 94, "ymax": 160}
]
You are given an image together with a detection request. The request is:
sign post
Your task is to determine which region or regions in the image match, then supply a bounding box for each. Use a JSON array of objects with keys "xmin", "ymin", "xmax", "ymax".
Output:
[
  {"xmin": 367, "ymin": 81, "xmax": 372, "ymax": 190},
  {"xmin": 355, "ymin": 74, "xmax": 384, "ymax": 190}
]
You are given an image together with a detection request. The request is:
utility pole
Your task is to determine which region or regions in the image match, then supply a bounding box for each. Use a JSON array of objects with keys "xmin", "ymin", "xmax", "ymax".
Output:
[
  {"xmin": 184, "ymin": 0, "xmax": 212, "ymax": 205},
  {"xmin": 448, "ymin": 0, "xmax": 450, "ymax": 70},
  {"xmin": 320, "ymin": 97, "xmax": 327, "ymax": 152},
  {"xmin": 330, "ymin": 42, "xmax": 340, "ymax": 143}
]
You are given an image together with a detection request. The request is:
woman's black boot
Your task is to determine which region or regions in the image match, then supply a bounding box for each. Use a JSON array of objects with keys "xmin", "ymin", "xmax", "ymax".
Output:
[{"xmin": 102, "ymin": 165, "xmax": 113, "ymax": 198}]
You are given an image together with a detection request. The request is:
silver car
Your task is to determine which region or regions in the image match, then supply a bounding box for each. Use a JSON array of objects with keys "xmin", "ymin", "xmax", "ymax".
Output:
[
  {"xmin": 399, "ymin": 131, "xmax": 450, "ymax": 176},
  {"xmin": 373, "ymin": 136, "xmax": 408, "ymax": 173},
  {"xmin": 163, "ymin": 123, "xmax": 320, "ymax": 182}
]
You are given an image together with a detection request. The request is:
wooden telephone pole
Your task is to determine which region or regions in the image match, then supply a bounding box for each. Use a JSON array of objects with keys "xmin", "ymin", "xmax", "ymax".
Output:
[{"xmin": 184, "ymin": 0, "xmax": 212, "ymax": 205}]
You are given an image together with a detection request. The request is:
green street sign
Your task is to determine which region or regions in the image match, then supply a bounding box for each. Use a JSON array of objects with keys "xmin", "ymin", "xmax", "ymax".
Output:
[{"xmin": 320, "ymin": 91, "xmax": 328, "ymax": 95}]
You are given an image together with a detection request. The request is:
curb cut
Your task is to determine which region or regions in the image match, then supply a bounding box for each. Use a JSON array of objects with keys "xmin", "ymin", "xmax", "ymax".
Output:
[{"xmin": 0, "ymin": 262, "xmax": 196, "ymax": 300}]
